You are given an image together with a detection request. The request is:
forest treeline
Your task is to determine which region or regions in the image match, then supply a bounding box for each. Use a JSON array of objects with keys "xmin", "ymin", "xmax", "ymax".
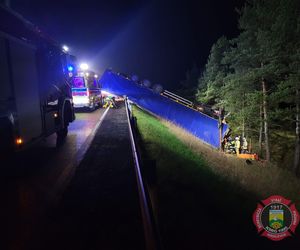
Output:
[{"xmin": 180, "ymin": 0, "xmax": 300, "ymax": 175}]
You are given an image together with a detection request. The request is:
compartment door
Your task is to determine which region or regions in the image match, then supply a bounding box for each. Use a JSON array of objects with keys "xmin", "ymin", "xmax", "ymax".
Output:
[{"xmin": 9, "ymin": 39, "xmax": 42, "ymax": 143}]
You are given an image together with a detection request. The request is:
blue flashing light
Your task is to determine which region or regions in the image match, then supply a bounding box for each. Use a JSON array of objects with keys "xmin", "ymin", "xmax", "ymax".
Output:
[{"xmin": 67, "ymin": 65, "xmax": 74, "ymax": 72}]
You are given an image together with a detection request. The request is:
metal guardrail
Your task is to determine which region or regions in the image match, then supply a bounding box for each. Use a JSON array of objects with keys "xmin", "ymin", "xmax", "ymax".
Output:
[
  {"xmin": 161, "ymin": 90, "xmax": 193, "ymax": 107},
  {"xmin": 125, "ymin": 98, "xmax": 161, "ymax": 250},
  {"xmin": 161, "ymin": 90, "xmax": 221, "ymax": 120}
]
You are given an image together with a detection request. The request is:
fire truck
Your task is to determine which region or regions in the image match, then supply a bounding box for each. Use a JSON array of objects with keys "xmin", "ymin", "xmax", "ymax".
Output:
[{"xmin": 0, "ymin": 4, "xmax": 76, "ymax": 153}]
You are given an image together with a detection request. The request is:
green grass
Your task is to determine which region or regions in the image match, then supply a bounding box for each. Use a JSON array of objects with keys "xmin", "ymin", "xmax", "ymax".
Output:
[
  {"xmin": 163, "ymin": 119, "xmax": 300, "ymax": 207},
  {"xmin": 134, "ymin": 106, "xmax": 300, "ymax": 249},
  {"xmin": 133, "ymin": 106, "xmax": 267, "ymax": 249}
]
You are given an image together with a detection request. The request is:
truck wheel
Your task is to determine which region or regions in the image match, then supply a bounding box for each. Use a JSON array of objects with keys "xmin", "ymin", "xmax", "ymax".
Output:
[
  {"xmin": 89, "ymin": 102, "xmax": 96, "ymax": 111},
  {"xmin": 56, "ymin": 107, "xmax": 70, "ymax": 147}
]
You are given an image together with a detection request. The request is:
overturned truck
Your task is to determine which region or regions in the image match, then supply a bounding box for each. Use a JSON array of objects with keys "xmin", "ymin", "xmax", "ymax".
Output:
[{"xmin": 100, "ymin": 69, "xmax": 229, "ymax": 149}]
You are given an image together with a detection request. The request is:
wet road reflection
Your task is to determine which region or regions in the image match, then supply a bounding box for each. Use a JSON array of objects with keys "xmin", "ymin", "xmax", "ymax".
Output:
[{"xmin": 0, "ymin": 108, "xmax": 107, "ymax": 250}]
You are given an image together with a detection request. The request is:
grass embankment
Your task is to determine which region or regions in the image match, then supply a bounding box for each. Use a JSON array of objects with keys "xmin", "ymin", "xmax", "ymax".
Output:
[
  {"xmin": 241, "ymin": 129, "xmax": 295, "ymax": 170},
  {"xmin": 133, "ymin": 106, "xmax": 300, "ymax": 249},
  {"xmin": 163, "ymin": 120, "xmax": 300, "ymax": 206}
]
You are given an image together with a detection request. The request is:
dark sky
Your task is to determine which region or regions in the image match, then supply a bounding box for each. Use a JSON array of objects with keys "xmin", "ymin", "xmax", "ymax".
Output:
[{"xmin": 11, "ymin": 0, "xmax": 245, "ymax": 89}]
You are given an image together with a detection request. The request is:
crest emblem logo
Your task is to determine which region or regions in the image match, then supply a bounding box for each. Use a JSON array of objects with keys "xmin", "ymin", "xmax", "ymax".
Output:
[
  {"xmin": 253, "ymin": 195, "xmax": 299, "ymax": 241},
  {"xmin": 269, "ymin": 209, "xmax": 284, "ymax": 230}
]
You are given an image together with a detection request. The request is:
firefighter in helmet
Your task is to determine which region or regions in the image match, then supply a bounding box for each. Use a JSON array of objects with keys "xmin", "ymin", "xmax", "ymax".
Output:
[
  {"xmin": 235, "ymin": 136, "xmax": 241, "ymax": 155},
  {"xmin": 103, "ymin": 95, "xmax": 117, "ymax": 108}
]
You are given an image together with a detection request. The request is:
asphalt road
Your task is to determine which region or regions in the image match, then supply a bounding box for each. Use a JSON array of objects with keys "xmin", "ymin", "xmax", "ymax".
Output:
[
  {"xmin": 0, "ymin": 108, "xmax": 108, "ymax": 250},
  {"xmin": 32, "ymin": 103, "xmax": 145, "ymax": 250}
]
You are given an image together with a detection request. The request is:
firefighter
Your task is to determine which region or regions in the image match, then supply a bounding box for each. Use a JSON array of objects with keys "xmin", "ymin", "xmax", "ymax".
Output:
[
  {"xmin": 103, "ymin": 95, "xmax": 117, "ymax": 108},
  {"xmin": 224, "ymin": 138, "xmax": 231, "ymax": 153},
  {"xmin": 103, "ymin": 96, "xmax": 112, "ymax": 108},
  {"xmin": 224, "ymin": 136, "xmax": 234, "ymax": 154},
  {"xmin": 229, "ymin": 137, "xmax": 236, "ymax": 154},
  {"xmin": 111, "ymin": 96, "xmax": 117, "ymax": 108},
  {"xmin": 241, "ymin": 137, "xmax": 248, "ymax": 153},
  {"xmin": 235, "ymin": 136, "xmax": 241, "ymax": 155}
]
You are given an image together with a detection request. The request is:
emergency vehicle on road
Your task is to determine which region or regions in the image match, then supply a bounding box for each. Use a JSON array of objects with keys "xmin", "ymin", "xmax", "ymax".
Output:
[
  {"xmin": 0, "ymin": 4, "xmax": 76, "ymax": 153},
  {"xmin": 71, "ymin": 70, "xmax": 103, "ymax": 110}
]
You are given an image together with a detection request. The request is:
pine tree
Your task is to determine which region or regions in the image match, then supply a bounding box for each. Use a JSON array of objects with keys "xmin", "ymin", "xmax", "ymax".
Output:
[
  {"xmin": 221, "ymin": 0, "xmax": 295, "ymax": 162},
  {"xmin": 196, "ymin": 36, "xmax": 230, "ymax": 106},
  {"xmin": 177, "ymin": 63, "xmax": 200, "ymax": 101},
  {"xmin": 266, "ymin": 0, "xmax": 300, "ymax": 172},
  {"xmin": 195, "ymin": 0, "xmax": 300, "ymax": 168}
]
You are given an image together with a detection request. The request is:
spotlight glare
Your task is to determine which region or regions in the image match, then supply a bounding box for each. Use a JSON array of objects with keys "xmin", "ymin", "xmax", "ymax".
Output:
[
  {"xmin": 62, "ymin": 45, "xmax": 69, "ymax": 52},
  {"xmin": 80, "ymin": 63, "xmax": 89, "ymax": 70}
]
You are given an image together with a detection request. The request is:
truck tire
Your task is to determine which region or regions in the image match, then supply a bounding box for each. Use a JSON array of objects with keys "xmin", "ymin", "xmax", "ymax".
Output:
[
  {"xmin": 56, "ymin": 104, "xmax": 70, "ymax": 147},
  {"xmin": 89, "ymin": 101, "xmax": 96, "ymax": 111}
]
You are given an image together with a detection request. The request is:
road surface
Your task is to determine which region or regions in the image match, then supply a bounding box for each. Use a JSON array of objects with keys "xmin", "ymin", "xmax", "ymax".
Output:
[
  {"xmin": 32, "ymin": 103, "xmax": 145, "ymax": 250},
  {"xmin": 1, "ymin": 108, "xmax": 107, "ymax": 250}
]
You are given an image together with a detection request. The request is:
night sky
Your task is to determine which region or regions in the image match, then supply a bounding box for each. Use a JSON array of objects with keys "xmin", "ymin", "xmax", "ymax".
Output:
[{"xmin": 11, "ymin": 0, "xmax": 245, "ymax": 89}]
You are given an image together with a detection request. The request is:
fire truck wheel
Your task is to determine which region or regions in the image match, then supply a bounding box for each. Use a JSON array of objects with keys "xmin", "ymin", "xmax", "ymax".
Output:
[
  {"xmin": 56, "ymin": 107, "xmax": 70, "ymax": 146},
  {"xmin": 89, "ymin": 102, "xmax": 96, "ymax": 111}
]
